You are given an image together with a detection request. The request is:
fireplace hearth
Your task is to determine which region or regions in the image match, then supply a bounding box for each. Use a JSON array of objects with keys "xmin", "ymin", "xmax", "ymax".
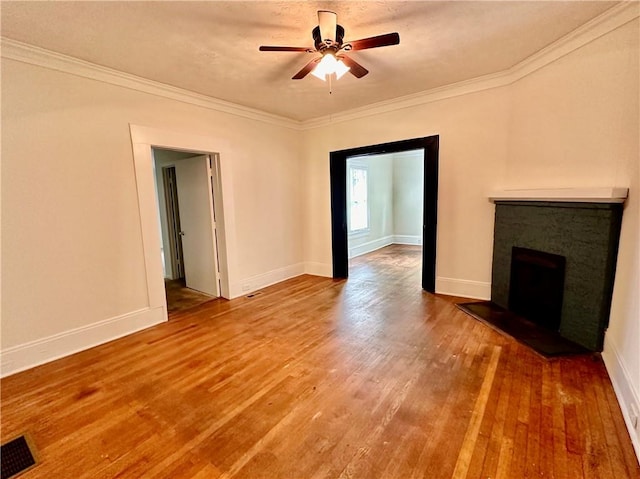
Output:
[{"xmin": 456, "ymin": 301, "xmax": 588, "ymax": 357}]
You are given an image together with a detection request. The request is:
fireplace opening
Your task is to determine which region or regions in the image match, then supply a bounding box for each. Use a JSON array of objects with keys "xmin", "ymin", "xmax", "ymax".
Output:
[{"xmin": 508, "ymin": 247, "xmax": 566, "ymax": 331}]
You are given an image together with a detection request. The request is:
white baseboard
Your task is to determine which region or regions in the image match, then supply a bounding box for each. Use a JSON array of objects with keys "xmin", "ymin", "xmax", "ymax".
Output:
[
  {"xmin": 231, "ymin": 262, "xmax": 305, "ymax": 298},
  {"xmin": 392, "ymin": 235, "xmax": 422, "ymax": 245},
  {"xmin": 0, "ymin": 306, "xmax": 166, "ymax": 378},
  {"xmin": 436, "ymin": 277, "xmax": 491, "ymax": 300},
  {"xmin": 304, "ymin": 262, "xmax": 333, "ymax": 277},
  {"xmin": 602, "ymin": 334, "xmax": 640, "ymax": 460},
  {"xmin": 349, "ymin": 235, "xmax": 394, "ymax": 258}
]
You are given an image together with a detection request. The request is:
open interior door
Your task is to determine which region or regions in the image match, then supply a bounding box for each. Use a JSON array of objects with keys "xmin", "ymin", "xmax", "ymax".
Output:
[{"xmin": 174, "ymin": 155, "xmax": 220, "ymax": 297}]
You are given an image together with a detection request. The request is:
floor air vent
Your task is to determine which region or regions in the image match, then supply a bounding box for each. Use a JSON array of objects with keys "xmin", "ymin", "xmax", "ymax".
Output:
[{"xmin": 1, "ymin": 435, "xmax": 37, "ymax": 478}]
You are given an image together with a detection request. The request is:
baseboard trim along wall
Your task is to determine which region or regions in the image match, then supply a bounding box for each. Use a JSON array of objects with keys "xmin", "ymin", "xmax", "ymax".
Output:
[
  {"xmin": 602, "ymin": 334, "xmax": 640, "ymax": 459},
  {"xmin": 436, "ymin": 277, "xmax": 492, "ymax": 300},
  {"xmin": 348, "ymin": 236, "xmax": 423, "ymax": 259},
  {"xmin": 304, "ymin": 262, "xmax": 333, "ymax": 277},
  {"xmin": 392, "ymin": 235, "xmax": 422, "ymax": 245},
  {"xmin": 0, "ymin": 306, "xmax": 166, "ymax": 378},
  {"xmin": 348, "ymin": 235, "xmax": 394, "ymax": 259},
  {"xmin": 231, "ymin": 263, "xmax": 305, "ymax": 298},
  {"xmin": 1, "ymin": 261, "xmax": 308, "ymax": 377}
]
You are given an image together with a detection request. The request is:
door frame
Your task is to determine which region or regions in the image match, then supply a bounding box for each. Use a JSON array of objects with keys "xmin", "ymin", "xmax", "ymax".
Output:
[
  {"xmin": 130, "ymin": 124, "xmax": 238, "ymax": 322},
  {"xmin": 162, "ymin": 165, "xmax": 185, "ymax": 280},
  {"xmin": 330, "ymin": 136, "xmax": 439, "ymax": 291}
]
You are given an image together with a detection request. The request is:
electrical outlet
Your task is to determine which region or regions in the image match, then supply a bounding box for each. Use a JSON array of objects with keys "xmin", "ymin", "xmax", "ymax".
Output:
[
  {"xmin": 630, "ymin": 403, "xmax": 639, "ymax": 430},
  {"xmin": 241, "ymin": 284, "xmax": 251, "ymax": 292}
]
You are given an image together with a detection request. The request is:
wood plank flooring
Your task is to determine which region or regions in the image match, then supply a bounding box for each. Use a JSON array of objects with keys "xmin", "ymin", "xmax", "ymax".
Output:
[
  {"xmin": 164, "ymin": 278, "xmax": 217, "ymax": 313},
  {"xmin": 2, "ymin": 245, "xmax": 638, "ymax": 478}
]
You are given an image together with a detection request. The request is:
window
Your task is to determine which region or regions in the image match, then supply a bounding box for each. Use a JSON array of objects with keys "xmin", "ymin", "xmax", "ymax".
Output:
[{"xmin": 348, "ymin": 164, "xmax": 369, "ymax": 232}]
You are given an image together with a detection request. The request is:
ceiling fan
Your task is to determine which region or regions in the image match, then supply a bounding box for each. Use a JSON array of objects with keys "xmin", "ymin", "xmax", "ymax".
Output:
[{"xmin": 259, "ymin": 10, "xmax": 400, "ymax": 81}]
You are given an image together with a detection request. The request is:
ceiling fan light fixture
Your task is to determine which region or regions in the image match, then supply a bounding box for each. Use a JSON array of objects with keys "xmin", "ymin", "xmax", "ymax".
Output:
[
  {"xmin": 334, "ymin": 58, "xmax": 350, "ymax": 79},
  {"xmin": 259, "ymin": 10, "xmax": 399, "ymax": 81},
  {"xmin": 311, "ymin": 53, "xmax": 350, "ymax": 81}
]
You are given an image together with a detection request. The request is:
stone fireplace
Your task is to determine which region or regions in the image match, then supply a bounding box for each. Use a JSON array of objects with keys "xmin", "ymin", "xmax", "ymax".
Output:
[{"xmin": 489, "ymin": 188, "xmax": 626, "ymax": 352}]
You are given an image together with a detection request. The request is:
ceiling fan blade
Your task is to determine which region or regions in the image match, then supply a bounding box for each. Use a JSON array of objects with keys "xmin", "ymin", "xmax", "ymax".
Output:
[
  {"xmin": 340, "ymin": 56, "xmax": 369, "ymax": 78},
  {"xmin": 259, "ymin": 46, "xmax": 313, "ymax": 52},
  {"xmin": 292, "ymin": 58, "xmax": 321, "ymax": 79},
  {"xmin": 347, "ymin": 32, "xmax": 400, "ymax": 51},
  {"xmin": 318, "ymin": 10, "xmax": 337, "ymax": 43}
]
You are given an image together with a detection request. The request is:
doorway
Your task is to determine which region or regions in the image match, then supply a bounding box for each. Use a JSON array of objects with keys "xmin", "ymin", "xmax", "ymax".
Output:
[
  {"xmin": 345, "ymin": 151, "xmax": 423, "ymax": 265},
  {"xmin": 330, "ymin": 136, "xmax": 439, "ymax": 292},
  {"xmin": 153, "ymin": 148, "xmax": 222, "ymax": 313},
  {"xmin": 130, "ymin": 124, "xmax": 235, "ymax": 325}
]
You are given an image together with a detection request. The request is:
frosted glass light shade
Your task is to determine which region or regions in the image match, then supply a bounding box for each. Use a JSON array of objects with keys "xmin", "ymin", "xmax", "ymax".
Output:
[
  {"xmin": 311, "ymin": 54, "xmax": 350, "ymax": 81},
  {"xmin": 334, "ymin": 59, "xmax": 350, "ymax": 79}
]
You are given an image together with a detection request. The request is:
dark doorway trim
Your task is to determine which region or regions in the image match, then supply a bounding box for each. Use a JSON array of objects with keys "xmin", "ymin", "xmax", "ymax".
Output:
[{"xmin": 329, "ymin": 136, "xmax": 439, "ymax": 292}]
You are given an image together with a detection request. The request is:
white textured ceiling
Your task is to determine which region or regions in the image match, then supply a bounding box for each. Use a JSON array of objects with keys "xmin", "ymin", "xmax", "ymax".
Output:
[{"xmin": 1, "ymin": 1, "xmax": 618, "ymax": 121}]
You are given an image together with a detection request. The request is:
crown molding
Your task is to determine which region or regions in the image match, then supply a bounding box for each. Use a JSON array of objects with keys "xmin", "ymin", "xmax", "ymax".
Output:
[
  {"xmin": 0, "ymin": 37, "xmax": 302, "ymax": 131},
  {"xmin": 301, "ymin": 2, "xmax": 639, "ymax": 130},
  {"xmin": 508, "ymin": 1, "xmax": 639, "ymax": 82},
  {"xmin": 1, "ymin": 2, "xmax": 637, "ymax": 132},
  {"xmin": 301, "ymin": 68, "xmax": 514, "ymax": 130}
]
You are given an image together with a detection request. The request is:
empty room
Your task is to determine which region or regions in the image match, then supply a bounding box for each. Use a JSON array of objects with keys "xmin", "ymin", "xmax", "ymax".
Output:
[{"xmin": 1, "ymin": 2, "xmax": 638, "ymax": 478}]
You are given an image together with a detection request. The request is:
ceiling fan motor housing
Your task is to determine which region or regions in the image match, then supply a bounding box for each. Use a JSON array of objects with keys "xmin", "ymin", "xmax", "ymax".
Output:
[{"xmin": 313, "ymin": 25, "xmax": 345, "ymax": 52}]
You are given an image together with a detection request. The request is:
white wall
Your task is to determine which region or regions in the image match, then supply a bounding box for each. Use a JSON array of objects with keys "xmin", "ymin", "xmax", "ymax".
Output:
[
  {"xmin": 392, "ymin": 150, "xmax": 424, "ymax": 239},
  {"xmin": 1, "ymin": 58, "xmax": 303, "ymax": 373},
  {"xmin": 347, "ymin": 154, "xmax": 394, "ymax": 257},
  {"xmin": 347, "ymin": 151, "xmax": 424, "ymax": 258}
]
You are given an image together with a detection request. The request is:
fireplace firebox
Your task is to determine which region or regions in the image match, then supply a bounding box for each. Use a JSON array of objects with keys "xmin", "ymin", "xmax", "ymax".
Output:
[{"xmin": 508, "ymin": 247, "xmax": 566, "ymax": 331}]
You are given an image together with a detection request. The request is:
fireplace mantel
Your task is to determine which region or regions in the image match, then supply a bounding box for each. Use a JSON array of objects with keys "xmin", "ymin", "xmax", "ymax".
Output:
[{"xmin": 489, "ymin": 187, "xmax": 628, "ymax": 203}]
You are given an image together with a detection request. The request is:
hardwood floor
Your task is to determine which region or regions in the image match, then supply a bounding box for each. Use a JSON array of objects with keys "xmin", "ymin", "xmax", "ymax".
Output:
[
  {"xmin": 2, "ymin": 245, "xmax": 638, "ymax": 478},
  {"xmin": 164, "ymin": 278, "xmax": 218, "ymax": 314}
]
